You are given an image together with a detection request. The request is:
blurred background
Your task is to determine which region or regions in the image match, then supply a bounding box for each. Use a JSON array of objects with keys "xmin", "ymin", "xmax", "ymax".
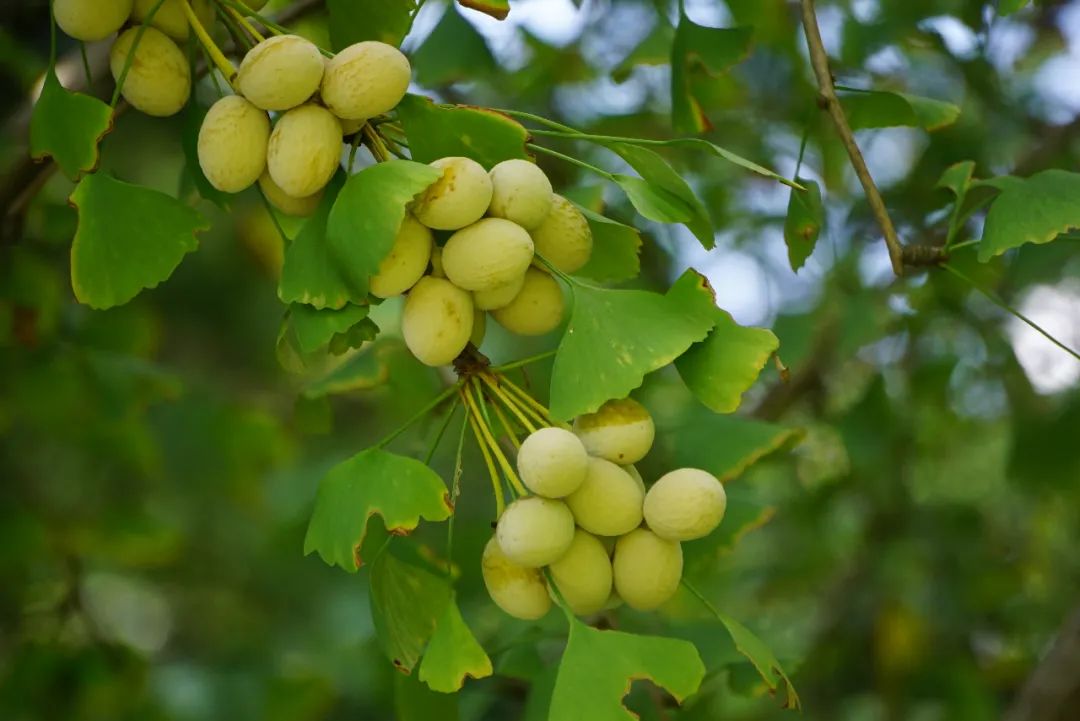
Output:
[{"xmin": 2, "ymin": 0, "xmax": 1080, "ymax": 719}]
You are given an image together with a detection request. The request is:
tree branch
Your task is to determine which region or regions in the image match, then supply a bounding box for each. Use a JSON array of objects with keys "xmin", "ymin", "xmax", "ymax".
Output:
[
  {"xmin": 799, "ymin": 0, "xmax": 905, "ymax": 276},
  {"xmin": 1004, "ymin": 604, "xmax": 1080, "ymax": 721}
]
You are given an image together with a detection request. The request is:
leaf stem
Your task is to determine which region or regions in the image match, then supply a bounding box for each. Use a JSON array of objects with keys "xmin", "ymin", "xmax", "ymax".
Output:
[
  {"xmin": 533, "ymin": 252, "xmax": 577, "ymax": 286},
  {"xmin": 463, "ymin": 388, "xmax": 507, "ymax": 516},
  {"xmin": 496, "ymin": 374, "xmax": 562, "ymax": 428},
  {"xmin": 374, "ymin": 381, "xmax": 462, "ymax": 450},
  {"xmin": 490, "ymin": 349, "xmax": 557, "ymax": 372},
  {"xmin": 216, "ymin": 0, "xmax": 293, "ymax": 40},
  {"xmin": 423, "ymin": 398, "xmax": 460, "ymax": 465},
  {"xmin": 78, "ymin": 43, "xmax": 93, "ymax": 85},
  {"xmin": 799, "ymin": 0, "xmax": 904, "ymax": 276},
  {"xmin": 224, "ymin": 3, "xmax": 266, "ymax": 43},
  {"xmin": 946, "ymin": 238, "xmax": 979, "ymax": 251},
  {"xmin": 182, "ymin": 0, "xmax": 238, "ymax": 85},
  {"xmin": 527, "ymin": 143, "xmax": 616, "ymax": 182},
  {"xmin": 940, "ymin": 263, "xmax": 1080, "ymax": 362}
]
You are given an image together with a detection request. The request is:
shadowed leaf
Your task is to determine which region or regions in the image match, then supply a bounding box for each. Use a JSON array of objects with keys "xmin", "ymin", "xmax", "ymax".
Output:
[{"xmin": 30, "ymin": 70, "xmax": 113, "ymax": 180}]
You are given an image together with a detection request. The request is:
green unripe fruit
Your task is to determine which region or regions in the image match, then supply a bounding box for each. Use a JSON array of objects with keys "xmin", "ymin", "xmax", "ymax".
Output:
[
  {"xmin": 321, "ymin": 41, "xmax": 411, "ymax": 120},
  {"xmin": 481, "ymin": 537, "xmax": 551, "ymax": 620},
  {"xmin": 413, "ymin": 157, "xmax": 493, "ymax": 231},
  {"xmin": 258, "ymin": 171, "xmax": 323, "ymax": 217},
  {"xmin": 198, "ymin": 95, "xmax": 270, "ymax": 193},
  {"xmin": 612, "ymin": 528, "xmax": 683, "ymax": 611},
  {"xmin": 623, "ymin": 464, "xmax": 646, "ymax": 493},
  {"xmin": 266, "ymin": 104, "xmax": 343, "ymax": 199},
  {"xmin": 573, "ymin": 398, "xmax": 655, "ymax": 465},
  {"xmin": 530, "ymin": 195, "xmax": 593, "ymax": 274},
  {"xmin": 474, "ymin": 274, "xmax": 525, "ymax": 311},
  {"xmin": 55, "ymin": 0, "xmax": 132, "ymax": 41},
  {"xmin": 548, "ymin": 529, "xmax": 612, "ymax": 616},
  {"xmin": 488, "ymin": 159, "xmax": 554, "ymax": 230},
  {"xmin": 643, "ymin": 468, "xmax": 726, "ymax": 541},
  {"xmin": 495, "ymin": 496, "xmax": 575, "ymax": 568},
  {"xmin": 132, "ymin": 0, "xmax": 212, "ymax": 41},
  {"xmin": 369, "ymin": 216, "xmax": 432, "ymax": 298},
  {"xmin": 442, "ymin": 218, "xmax": 534, "ymax": 292},
  {"xmin": 401, "ymin": 277, "xmax": 473, "ymax": 366},
  {"xmin": 110, "ymin": 26, "xmax": 191, "ymax": 117},
  {"xmin": 566, "ymin": 457, "xmax": 644, "ymax": 536},
  {"xmin": 517, "ymin": 427, "xmax": 588, "ymax": 498},
  {"xmin": 471, "ymin": 308, "xmax": 486, "ymax": 347},
  {"xmin": 237, "ymin": 35, "xmax": 325, "ymax": 111},
  {"xmin": 491, "ymin": 268, "xmax": 564, "ymax": 336}
]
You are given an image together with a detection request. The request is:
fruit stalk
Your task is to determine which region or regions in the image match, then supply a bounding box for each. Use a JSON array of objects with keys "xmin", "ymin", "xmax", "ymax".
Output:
[
  {"xmin": 462, "ymin": 388, "xmax": 506, "ymax": 516},
  {"xmin": 462, "ymin": 381, "xmax": 527, "ymax": 497},
  {"xmin": 222, "ymin": 3, "xmax": 266, "ymax": 43},
  {"xmin": 181, "ymin": 0, "xmax": 237, "ymax": 84}
]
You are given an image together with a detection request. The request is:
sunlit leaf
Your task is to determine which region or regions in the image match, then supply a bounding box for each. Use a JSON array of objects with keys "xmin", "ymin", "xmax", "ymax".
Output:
[
  {"xmin": 279, "ymin": 174, "xmax": 354, "ymax": 309},
  {"xmin": 977, "ymin": 169, "xmax": 1080, "ymax": 261},
  {"xmin": 574, "ymin": 207, "xmax": 641, "ymax": 282},
  {"xmin": 549, "ymin": 616, "xmax": 705, "ymax": 720},
  {"xmin": 303, "ymin": 448, "xmax": 453, "ymax": 571},
  {"xmin": 29, "ymin": 69, "xmax": 113, "ymax": 181},
  {"xmin": 782, "ymin": 179, "xmax": 823, "ymax": 272},
  {"xmin": 672, "ymin": 15, "xmax": 753, "ymax": 133},
  {"xmin": 397, "ymin": 94, "xmax": 530, "ymax": 167},
  {"xmin": 413, "ymin": 5, "xmax": 495, "ymax": 86},
  {"xmin": 418, "ymin": 596, "xmax": 493, "ymax": 692},
  {"xmin": 842, "ymin": 90, "xmax": 960, "ymax": 131},
  {"xmin": 69, "ymin": 174, "xmax": 206, "ymax": 309},
  {"xmin": 936, "ymin": 160, "xmax": 975, "ymax": 201},
  {"xmin": 370, "ymin": 549, "xmax": 452, "ymax": 672},
  {"xmin": 326, "ymin": 0, "xmax": 416, "ymax": 49}
]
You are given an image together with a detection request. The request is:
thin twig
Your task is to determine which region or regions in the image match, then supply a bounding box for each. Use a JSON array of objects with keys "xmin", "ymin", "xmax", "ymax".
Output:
[
  {"xmin": 1004, "ymin": 604, "xmax": 1080, "ymax": 721},
  {"xmin": 799, "ymin": 0, "xmax": 905, "ymax": 276}
]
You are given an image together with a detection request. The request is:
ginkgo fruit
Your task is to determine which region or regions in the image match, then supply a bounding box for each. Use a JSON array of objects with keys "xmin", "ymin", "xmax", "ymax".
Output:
[
  {"xmin": 369, "ymin": 216, "xmax": 433, "ymax": 299},
  {"xmin": 54, "ymin": 0, "xmax": 132, "ymax": 41},
  {"xmin": 110, "ymin": 26, "xmax": 191, "ymax": 117},
  {"xmin": 565, "ymin": 457, "xmax": 644, "ymax": 536},
  {"xmin": 258, "ymin": 171, "xmax": 322, "ymax": 217},
  {"xmin": 643, "ymin": 468, "xmax": 727, "ymax": 542},
  {"xmin": 266, "ymin": 104, "xmax": 343, "ymax": 198},
  {"xmin": 530, "ymin": 194, "xmax": 593, "ymax": 274},
  {"xmin": 321, "ymin": 41, "xmax": 411, "ymax": 120},
  {"xmin": 488, "ymin": 159, "xmax": 554, "ymax": 230},
  {"xmin": 237, "ymin": 35, "xmax": 325, "ymax": 111},
  {"xmin": 547, "ymin": 529, "xmax": 612, "ymax": 616},
  {"xmin": 413, "ymin": 157, "xmax": 493, "ymax": 231},
  {"xmin": 441, "ymin": 218, "xmax": 534, "ymax": 292},
  {"xmin": 132, "ymin": 0, "xmax": 212, "ymax": 41},
  {"xmin": 491, "ymin": 268, "xmax": 564, "ymax": 336},
  {"xmin": 612, "ymin": 528, "xmax": 683, "ymax": 611},
  {"xmin": 198, "ymin": 95, "xmax": 270, "ymax": 194},
  {"xmin": 495, "ymin": 496, "xmax": 575, "ymax": 568},
  {"xmin": 481, "ymin": 537, "xmax": 551, "ymax": 620},
  {"xmin": 573, "ymin": 397, "xmax": 655, "ymax": 465},
  {"xmin": 473, "ymin": 274, "xmax": 525, "ymax": 311},
  {"xmin": 401, "ymin": 277, "xmax": 474, "ymax": 366},
  {"xmin": 623, "ymin": 464, "xmax": 646, "ymax": 493},
  {"xmin": 516, "ymin": 427, "xmax": 589, "ymax": 498}
]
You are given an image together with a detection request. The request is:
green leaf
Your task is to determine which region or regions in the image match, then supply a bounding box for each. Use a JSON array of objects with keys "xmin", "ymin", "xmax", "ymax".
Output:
[
  {"xmin": 549, "ymin": 270, "xmax": 715, "ymax": 421},
  {"xmin": 370, "ymin": 549, "xmax": 452, "ymax": 672},
  {"xmin": 413, "ymin": 5, "xmax": 495, "ymax": 86},
  {"xmin": 395, "ymin": 673, "xmax": 460, "ymax": 721},
  {"xmin": 841, "ymin": 90, "xmax": 960, "ymax": 131},
  {"xmin": 29, "ymin": 69, "xmax": 113, "ymax": 181},
  {"xmin": 302, "ymin": 338, "xmax": 406, "ymax": 399},
  {"xmin": 278, "ymin": 174, "xmax": 354, "ymax": 310},
  {"xmin": 667, "ymin": 413, "xmax": 803, "ymax": 482},
  {"xmin": 782, "ymin": 179, "xmax": 823, "ymax": 272},
  {"xmin": 683, "ymin": 486, "xmax": 775, "ymax": 563},
  {"xmin": 671, "ymin": 15, "xmax": 753, "ymax": 134},
  {"xmin": 397, "ymin": 94, "xmax": 530, "ymax": 167},
  {"xmin": 978, "ymin": 169, "xmax": 1080, "ymax": 261},
  {"xmin": 676, "ymin": 307, "xmax": 779, "ymax": 414},
  {"xmin": 290, "ymin": 303, "xmax": 371, "ymax": 354},
  {"xmin": 608, "ymin": 143, "xmax": 714, "ymax": 249},
  {"xmin": 999, "ymin": 0, "xmax": 1029, "ymax": 14},
  {"xmin": 303, "ymin": 448, "xmax": 453, "ymax": 571},
  {"xmin": 326, "ymin": 0, "xmax": 416, "ymax": 49},
  {"xmin": 326, "ymin": 160, "xmax": 442, "ymax": 297},
  {"xmin": 69, "ymin": 174, "xmax": 206, "ymax": 309},
  {"xmin": 418, "ymin": 596, "xmax": 493, "ymax": 692},
  {"xmin": 612, "ymin": 175, "xmax": 693, "ymax": 224},
  {"xmin": 549, "ymin": 616, "xmax": 705, "ymax": 721},
  {"xmin": 457, "ymin": 0, "xmax": 509, "ymax": 20},
  {"xmin": 710, "ymin": 609, "xmax": 800, "ymax": 709},
  {"xmin": 612, "ymin": 23, "xmax": 674, "ymax": 82},
  {"xmin": 936, "ymin": 160, "xmax": 975, "ymax": 202},
  {"xmin": 574, "ymin": 207, "xmax": 641, "ymax": 282}
]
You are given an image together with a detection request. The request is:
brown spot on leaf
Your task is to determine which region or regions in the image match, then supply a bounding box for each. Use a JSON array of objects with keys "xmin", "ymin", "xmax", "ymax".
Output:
[
  {"xmin": 388, "ymin": 526, "xmax": 411, "ymax": 537},
  {"xmin": 443, "ymin": 492, "xmax": 455, "ymax": 512},
  {"xmin": 352, "ymin": 543, "xmax": 364, "ymax": 570}
]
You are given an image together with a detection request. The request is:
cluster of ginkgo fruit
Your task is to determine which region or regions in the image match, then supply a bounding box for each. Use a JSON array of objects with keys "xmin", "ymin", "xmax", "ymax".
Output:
[{"xmin": 482, "ymin": 398, "xmax": 728, "ymax": 619}]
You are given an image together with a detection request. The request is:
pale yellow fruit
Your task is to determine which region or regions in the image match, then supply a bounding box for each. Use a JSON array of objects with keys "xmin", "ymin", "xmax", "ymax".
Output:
[
  {"xmin": 531, "ymin": 195, "xmax": 593, "ymax": 274},
  {"xmin": 110, "ymin": 26, "xmax": 191, "ymax": 117},
  {"xmin": 573, "ymin": 398, "xmax": 655, "ymax": 465},
  {"xmin": 471, "ymin": 308, "xmax": 486, "ymax": 347},
  {"xmin": 491, "ymin": 268, "xmax": 564, "ymax": 336},
  {"xmin": 442, "ymin": 218, "xmax": 534, "ymax": 292},
  {"xmin": 643, "ymin": 468, "xmax": 726, "ymax": 542},
  {"xmin": 266, "ymin": 104, "xmax": 343, "ymax": 198},
  {"xmin": 132, "ymin": 0, "xmax": 212, "ymax": 41},
  {"xmin": 517, "ymin": 427, "xmax": 588, "ymax": 498},
  {"xmin": 55, "ymin": 0, "xmax": 132, "ymax": 41},
  {"xmin": 238, "ymin": 35, "xmax": 325, "ymax": 111},
  {"xmin": 369, "ymin": 216, "xmax": 432, "ymax": 298},
  {"xmin": 401, "ymin": 277, "xmax": 473, "ymax": 366},
  {"xmin": 429, "ymin": 246, "xmax": 445, "ymax": 278},
  {"xmin": 623, "ymin": 464, "xmax": 646, "ymax": 493},
  {"xmin": 321, "ymin": 41, "xmax": 411, "ymax": 120},
  {"xmin": 339, "ymin": 116, "xmax": 365, "ymax": 136},
  {"xmin": 565, "ymin": 457, "xmax": 644, "ymax": 536},
  {"xmin": 488, "ymin": 159, "xmax": 554, "ymax": 230},
  {"xmin": 258, "ymin": 171, "xmax": 322, "ymax": 217},
  {"xmin": 413, "ymin": 157, "xmax": 493, "ymax": 231},
  {"xmin": 495, "ymin": 497, "xmax": 574, "ymax": 568},
  {"xmin": 473, "ymin": 274, "xmax": 525, "ymax": 311},
  {"xmin": 613, "ymin": 528, "xmax": 682, "ymax": 611},
  {"xmin": 198, "ymin": 95, "xmax": 270, "ymax": 194},
  {"xmin": 481, "ymin": 537, "xmax": 551, "ymax": 620},
  {"xmin": 548, "ymin": 529, "xmax": 612, "ymax": 616}
]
